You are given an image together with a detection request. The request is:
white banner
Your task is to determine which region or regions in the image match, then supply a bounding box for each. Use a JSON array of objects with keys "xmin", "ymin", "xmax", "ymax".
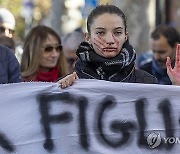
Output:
[{"xmin": 0, "ymin": 79, "xmax": 180, "ymax": 154}]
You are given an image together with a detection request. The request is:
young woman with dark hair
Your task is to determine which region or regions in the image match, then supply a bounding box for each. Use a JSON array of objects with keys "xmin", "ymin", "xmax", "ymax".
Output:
[{"xmin": 59, "ymin": 5, "xmax": 157, "ymax": 88}]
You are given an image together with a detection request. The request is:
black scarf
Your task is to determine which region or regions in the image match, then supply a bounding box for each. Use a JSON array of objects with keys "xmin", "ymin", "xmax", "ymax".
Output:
[{"xmin": 76, "ymin": 40, "xmax": 136, "ymax": 80}]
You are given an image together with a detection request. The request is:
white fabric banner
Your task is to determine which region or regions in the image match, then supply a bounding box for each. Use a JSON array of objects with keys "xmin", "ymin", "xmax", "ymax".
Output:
[{"xmin": 0, "ymin": 79, "xmax": 180, "ymax": 154}]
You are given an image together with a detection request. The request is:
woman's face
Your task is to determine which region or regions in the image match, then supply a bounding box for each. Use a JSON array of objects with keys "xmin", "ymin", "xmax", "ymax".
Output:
[
  {"xmin": 39, "ymin": 34, "xmax": 61, "ymax": 72},
  {"xmin": 87, "ymin": 13, "xmax": 128, "ymax": 58}
]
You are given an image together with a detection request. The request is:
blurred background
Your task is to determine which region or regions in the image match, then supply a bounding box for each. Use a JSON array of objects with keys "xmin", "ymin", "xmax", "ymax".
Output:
[{"xmin": 0, "ymin": 0, "xmax": 180, "ymax": 56}]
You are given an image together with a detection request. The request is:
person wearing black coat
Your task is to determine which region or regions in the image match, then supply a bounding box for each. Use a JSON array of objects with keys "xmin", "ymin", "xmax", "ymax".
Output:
[
  {"xmin": 139, "ymin": 25, "xmax": 180, "ymax": 85},
  {"xmin": 0, "ymin": 45, "xmax": 22, "ymax": 83},
  {"xmin": 59, "ymin": 5, "xmax": 157, "ymax": 88},
  {"xmin": 75, "ymin": 41, "xmax": 157, "ymax": 84}
]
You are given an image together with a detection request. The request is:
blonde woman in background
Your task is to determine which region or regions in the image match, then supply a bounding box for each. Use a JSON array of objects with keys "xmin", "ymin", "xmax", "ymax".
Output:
[{"xmin": 21, "ymin": 25, "xmax": 68, "ymax": 82}]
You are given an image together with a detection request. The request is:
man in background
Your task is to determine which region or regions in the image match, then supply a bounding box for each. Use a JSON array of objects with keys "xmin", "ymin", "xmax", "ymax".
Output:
[
  {"xmin": 62, "ymin": 29, "xmax": 85, "ymax": 73},
  {"xmin": 139, "ymin": 25, "xmax": 180, "ymax": 85},
  {"xmin": 0, "ymin": 8, "xmax": 15, "ymax": 38},
  {"xmin": 0, "ymin": 45, "xmax": 22, "ymax": 84}
]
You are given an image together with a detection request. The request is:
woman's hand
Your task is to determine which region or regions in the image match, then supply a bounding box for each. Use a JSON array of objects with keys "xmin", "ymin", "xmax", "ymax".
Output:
[
  {"xmin": 166, "ymin": 44, "xmax": 180, "ymax": 85},
  {"xmin": 58, "ymin": 72, "xmax": 79, "ymax": 88},
  {"xmin": 93, "ymin": 35, "xmax": 119, "ymax": 52}
]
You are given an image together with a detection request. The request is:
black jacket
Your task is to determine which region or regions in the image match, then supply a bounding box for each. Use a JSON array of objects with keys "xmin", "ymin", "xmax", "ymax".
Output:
[
  {"xmin": 0, "ymin": 45, "xmax": 22, "ymax": 84},
  {"xmin": 139, "ymin": 60, "xmax": 171, "ymax": 85},
  {"xmin": 75, "ymin": 59, "xmax": 158, "ymax": 84}
]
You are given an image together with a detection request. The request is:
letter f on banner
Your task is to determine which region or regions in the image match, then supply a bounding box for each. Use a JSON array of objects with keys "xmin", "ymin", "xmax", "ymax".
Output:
[{"xmin": 37, "ymin": 92, "xmax": 74, "ymax": 152}]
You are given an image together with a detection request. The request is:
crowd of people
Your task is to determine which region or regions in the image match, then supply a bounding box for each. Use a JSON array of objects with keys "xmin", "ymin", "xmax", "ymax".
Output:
[
  {"xmin": 58, "ymin": 5, "xmax": 180, "ymax": 88},
  {"xmin": 0, "ymin": 5, "xmax": 180, "ymax": 87}
]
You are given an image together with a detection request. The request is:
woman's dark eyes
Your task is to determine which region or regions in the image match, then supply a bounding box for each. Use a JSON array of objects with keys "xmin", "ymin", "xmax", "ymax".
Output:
[
  {"xmin": 96, "ymin": 31, "xmax": 122, "ymax": 35},
  {"xmin": 96, "ymin": 31, "xmax": 105, "ymax": 35},
  {"xmin": 114, "ymin": 31, "xmax": 122, "ymax": 35}
]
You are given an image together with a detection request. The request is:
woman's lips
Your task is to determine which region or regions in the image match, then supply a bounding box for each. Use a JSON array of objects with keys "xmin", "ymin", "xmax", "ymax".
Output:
[{"xmin": 103, "ymin": 47, "xmax": 117, "ymax": 52}]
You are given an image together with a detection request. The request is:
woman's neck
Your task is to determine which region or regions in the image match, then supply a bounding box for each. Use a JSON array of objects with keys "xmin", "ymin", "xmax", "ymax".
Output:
[{"xmin": 39, "ymin": 66, "xmax": 51, "ymax": 72}]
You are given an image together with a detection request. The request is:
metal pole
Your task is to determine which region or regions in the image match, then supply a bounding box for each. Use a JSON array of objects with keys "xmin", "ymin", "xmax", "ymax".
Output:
[{"xmin": 155, "ymin": 0, "xmax": 162, "ymax": 26}]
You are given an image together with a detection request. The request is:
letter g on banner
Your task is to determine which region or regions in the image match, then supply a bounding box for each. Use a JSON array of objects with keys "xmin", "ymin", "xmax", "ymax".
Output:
[{"xmin": 147, "ymin": 132, "xmax": 161, "ymax": 148}]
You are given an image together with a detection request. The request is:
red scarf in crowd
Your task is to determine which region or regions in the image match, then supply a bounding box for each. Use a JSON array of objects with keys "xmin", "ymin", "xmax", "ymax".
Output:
[{"xmin": 35, "ymin": 66, "xmax": 60, "ymax": 82}]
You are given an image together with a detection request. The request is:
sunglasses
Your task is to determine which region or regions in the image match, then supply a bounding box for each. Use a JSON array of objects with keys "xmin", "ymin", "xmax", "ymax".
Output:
[
  {"xmin": 0, "ymin": 26, "xmax": 14, "ymax": 35},
  {"xmin": 43, "ymin": 45, "xmax": 62, "ymax": 52}
]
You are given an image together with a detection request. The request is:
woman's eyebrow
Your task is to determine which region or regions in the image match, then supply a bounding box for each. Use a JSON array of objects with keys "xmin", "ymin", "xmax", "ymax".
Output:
[
  {"xmin": 95, "ymin": 27, "xmax": 105, "ymax": 30},
  {"xmin": 114, "ymin": 27, "xmax": 123, "ymax": 30}
]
